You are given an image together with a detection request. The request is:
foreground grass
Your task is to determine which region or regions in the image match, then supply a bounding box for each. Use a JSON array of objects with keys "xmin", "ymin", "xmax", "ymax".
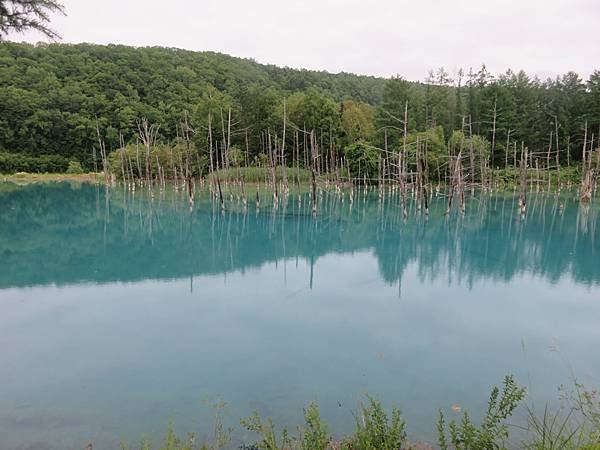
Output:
[{"xmin": 118, "ymin": 376, "xmax": 600, "ymax": 450}]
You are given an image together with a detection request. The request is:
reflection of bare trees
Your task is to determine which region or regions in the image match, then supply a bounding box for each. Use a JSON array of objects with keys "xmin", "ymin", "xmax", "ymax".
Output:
[
  {"xmin": 0, "ymin": 184, "xmax": 599, "ymax": 289},
  {"xmin": 376, "ymin": 191, "xmax": 600, "ymax": 288}
]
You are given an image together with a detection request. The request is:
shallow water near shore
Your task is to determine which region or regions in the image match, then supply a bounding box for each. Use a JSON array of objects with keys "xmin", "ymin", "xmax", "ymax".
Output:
[{"xmin": 0, "ymin": 182, "xmax": 599, "ymax": 449}]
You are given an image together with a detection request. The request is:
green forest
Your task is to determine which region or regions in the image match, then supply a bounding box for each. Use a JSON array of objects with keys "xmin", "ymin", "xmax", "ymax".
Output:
[{"xmin": 0, "ymin": 42, "xmax": 599, "ymax": 173}]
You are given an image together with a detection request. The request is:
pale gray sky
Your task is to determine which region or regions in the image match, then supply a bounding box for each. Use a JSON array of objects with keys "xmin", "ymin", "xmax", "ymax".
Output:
[{"xmin": 8, "ymin": 0, "xmax": 599, "ymax": 81}]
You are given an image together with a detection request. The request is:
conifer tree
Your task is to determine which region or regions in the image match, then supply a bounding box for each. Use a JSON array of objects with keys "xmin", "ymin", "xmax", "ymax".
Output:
[{"xmin": 0, "ymin": 0, "xmax": 64, "ymax": 40}]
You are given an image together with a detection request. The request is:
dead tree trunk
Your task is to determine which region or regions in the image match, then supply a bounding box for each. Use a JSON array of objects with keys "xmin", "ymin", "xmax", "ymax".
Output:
[{"xmin": 518, "ymin": 144, "xmax": 528, "ymax": 215}]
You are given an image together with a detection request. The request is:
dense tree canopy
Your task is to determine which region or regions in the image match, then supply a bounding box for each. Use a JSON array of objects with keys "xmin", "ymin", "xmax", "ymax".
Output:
[
  {"xmin": 0, "ymin": 42, "xmax": 598, "ymax": 173},
  {"xmin": 0, "ymin": 42, "xmax": 385, "ymax": 168}
]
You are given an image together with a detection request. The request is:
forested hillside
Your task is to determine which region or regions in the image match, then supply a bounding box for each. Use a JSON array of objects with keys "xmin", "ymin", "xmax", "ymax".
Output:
[{"xmin": 0, "ymin": 42, "xmax": 598, "ymax": 171}]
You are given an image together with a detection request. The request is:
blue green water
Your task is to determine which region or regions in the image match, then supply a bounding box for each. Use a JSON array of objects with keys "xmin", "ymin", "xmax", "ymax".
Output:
[{"xmin": 0, "ymin": 182, "xmax": 599, "ymax": 449}]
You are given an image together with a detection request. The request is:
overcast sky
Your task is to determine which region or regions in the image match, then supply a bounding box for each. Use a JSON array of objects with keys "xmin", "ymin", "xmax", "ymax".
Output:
[{"xmin": 9, "ymin": 0, "xmax": 599, "ymax": 82}]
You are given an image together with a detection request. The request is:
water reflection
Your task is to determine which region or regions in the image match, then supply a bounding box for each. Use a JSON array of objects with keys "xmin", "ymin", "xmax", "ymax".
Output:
[
  {"xmin": 0, "ymin": 182, "xmax": 598, "ymax": 289},
  {"xmin": 1, "ymin": 182, "xmax": 599, "ymax": 450}
]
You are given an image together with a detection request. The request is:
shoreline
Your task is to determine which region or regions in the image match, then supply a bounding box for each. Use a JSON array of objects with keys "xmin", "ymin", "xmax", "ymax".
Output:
[{"xmin": 1, "ymin": 172, "xmax": 104, "ymax": 184}]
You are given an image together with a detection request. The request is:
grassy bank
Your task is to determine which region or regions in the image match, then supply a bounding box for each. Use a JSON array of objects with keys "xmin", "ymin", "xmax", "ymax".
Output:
[
  {"xmin": 208, "ymin": 167, "xmax": 316, "ymax": 184},
  {"xmin": 1, "ymin": 165, "xmax": 590, "ymax": 189},
  {"xmin": 1, "ymin": 172, "xmax": 103, "ymax": 184},
  {"xmin": 116, "ymin": 376, "xmax": 600, "ymax": 450}
]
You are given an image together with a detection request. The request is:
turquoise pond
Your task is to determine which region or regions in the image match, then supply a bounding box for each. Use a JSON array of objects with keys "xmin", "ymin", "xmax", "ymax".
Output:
[{"xmin": 0, "ymin": 182, "xmax": 599, "ymax": 449}]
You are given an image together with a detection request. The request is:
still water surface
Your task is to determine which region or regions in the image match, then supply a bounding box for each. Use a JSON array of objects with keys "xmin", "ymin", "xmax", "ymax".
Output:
[{"xmin": 0, "ymin": 182, "xmax": 599, "ymax": 449}]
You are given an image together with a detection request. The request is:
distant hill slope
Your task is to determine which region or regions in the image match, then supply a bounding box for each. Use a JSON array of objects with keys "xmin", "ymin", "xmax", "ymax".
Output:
[
  {"xmin": 0, "ymin": 42, "xmax": 386, "ymax": 163},
  {"xmin": 0, "ymin": 42, "xmax": 386, "ymax": 103}
]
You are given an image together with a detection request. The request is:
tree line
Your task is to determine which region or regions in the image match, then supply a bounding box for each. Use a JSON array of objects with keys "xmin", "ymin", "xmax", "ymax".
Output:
[{"xmin": 0, "ymin": 42, "xmax": 598, "ymax": 174}]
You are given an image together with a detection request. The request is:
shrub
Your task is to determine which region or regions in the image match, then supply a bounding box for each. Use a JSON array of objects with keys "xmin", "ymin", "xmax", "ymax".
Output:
[
  {"xmin": 66, "ymin": 161, "xmax": 84, "ymax": 174},
  {"xmin": 342, "ymin": 396, "xmax": 406, "ymax": 450},
  {"xmin": 228, "ymin": 146, "xmax": 244, "ymax": 167},
  {"xmin": 344, "ymin": 140, "xmax": 380, "ymax": 182},
  {"xmin": 0, "ymin": 152, "xmax": 69, "ymax": 174},
  {"xmin": 241, "ymin": 402, "xmax": 330, "ymax": 450},
  {"xmin": 241, "ymin": 411, "xmax": 291, "ymax": 450},
  {"xmin": 300, "ymin": 402, "xmax": 329, "ymax": 450},
  {"xmin": 437, "ymin": 375, "xmax": 526, "ymax": 450}
]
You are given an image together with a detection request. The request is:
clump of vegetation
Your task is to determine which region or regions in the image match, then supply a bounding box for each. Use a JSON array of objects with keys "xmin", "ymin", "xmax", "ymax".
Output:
[
  {"xmin": 239, "ymin": 402, "xmax": 331, "ymax": 450},
  {"xmin": 66, "ymin": 161, "xmax": 84, "ymax": 174},
  {"xmin": 300, "ymin": 402, "xmax": 330, "ymax": 450},
  {"xmin": 0, "ymin": 152, "xmax": 69, "ymax": 174},
  {"xmin": 241, "ymin": 411, "xmax": 291, "ymax": 450},
  {"xmin": 437, "ymin": 375, "xmax": 526, "ymax": 450},
  {"xmin": 240, "ymin": 398, "xmax": 404, "ymax": 450},
  {"xmin": 342, "ymin": 396, "xmax": 406, "ymax": 450},
  {"xmin": 344, "ymin": 140, "xmax": 380, "ymax": 181}
]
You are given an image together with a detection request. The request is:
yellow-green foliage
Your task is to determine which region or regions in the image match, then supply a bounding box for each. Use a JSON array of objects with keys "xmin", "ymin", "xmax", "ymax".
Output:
[
  {"xmin": 66, "ymin": 161, "xmax": 84, "ymax": 174},
  {"xmin": 407, "ymin": 126, "xmax": 447, "ymax": 179},
  {"xmin": 107, "ymin": 143, "xmax": 208, "ymax": 179},
  {"xmin": 341, "ymin": 100, "xmax": 376, "ymax": 145}
]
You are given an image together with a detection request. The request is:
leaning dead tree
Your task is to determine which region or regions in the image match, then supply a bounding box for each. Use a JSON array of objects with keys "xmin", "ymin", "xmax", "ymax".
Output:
[
  {"xmin": 580, "ymin": 121, "xmax": 597, "ymax": 202},
  {"xmin": 137, "ymin": 118, "xmax": 160, "ymax": 182},
  {"xmin": 446, "ymin": 151, "xmax": 466, "ymax": 215},
  {"xmin": 518, "ymin": 144, "xmax": 528, "ymax": 215},
  {"xmin": 95, "ymin": 120, "xmax": 109, "ymax": 185}
]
